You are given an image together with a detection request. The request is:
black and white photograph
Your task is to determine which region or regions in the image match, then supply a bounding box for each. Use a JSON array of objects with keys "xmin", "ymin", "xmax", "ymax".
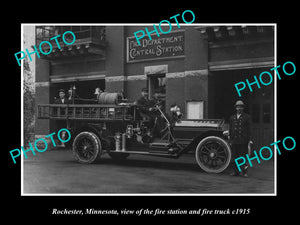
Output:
[
  {"xmin": 4, "ymin": 5, "xmax": 298, "ymax": 221},
  {"xmin": 21, "ymin": 24, "xmax": 275, "ymax": 195}
]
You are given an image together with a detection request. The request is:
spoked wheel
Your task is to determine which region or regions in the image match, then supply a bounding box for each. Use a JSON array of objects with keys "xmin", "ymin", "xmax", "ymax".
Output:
[
  {"xmin": 195, "ymin": 136, "xmax": 231, "ymax": 173},
  {"xmin": 73, "ymin": 131, "xmax": 102, "ymax": 163}
]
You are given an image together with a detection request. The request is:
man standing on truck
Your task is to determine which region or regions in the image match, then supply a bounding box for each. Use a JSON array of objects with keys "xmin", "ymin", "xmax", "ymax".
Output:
[
  {"xmin": 54, "ymin": 89, "xmax": 69, "ymax": 148},
  {"xmin": 229, "ymin": 100, "xmax": 252, "ymax": 177},
  {"xmin": 55, "ymin": 89, "xmax": 70, "ymax": 104}
]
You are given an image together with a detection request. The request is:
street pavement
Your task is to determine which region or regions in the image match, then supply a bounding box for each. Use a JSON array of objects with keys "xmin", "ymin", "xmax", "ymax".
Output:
[{"xmin": 23, "ymin": 148, "xmax": 275, "ymax": 194}]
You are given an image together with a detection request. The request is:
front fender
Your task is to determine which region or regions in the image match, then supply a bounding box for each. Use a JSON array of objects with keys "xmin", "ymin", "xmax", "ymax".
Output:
[{"xmin": 181, "ymin": 130, "xmax": 227, "ymax": 154}]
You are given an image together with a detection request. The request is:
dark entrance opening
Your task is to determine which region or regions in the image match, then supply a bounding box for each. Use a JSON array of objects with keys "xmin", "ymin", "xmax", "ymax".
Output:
[
  {"xmin": 209, "ymin": 68, "xmax": 274, "ymax": 148},
  {"xmin": 209, "ymin": 69, "xmax": 253, "ymax": 122}
]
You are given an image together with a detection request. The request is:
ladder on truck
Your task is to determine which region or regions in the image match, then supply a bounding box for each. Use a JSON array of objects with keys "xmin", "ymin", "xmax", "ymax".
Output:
[{"xmin": 37, "ymin": 104, "xmax": 134, "ymax": 121}]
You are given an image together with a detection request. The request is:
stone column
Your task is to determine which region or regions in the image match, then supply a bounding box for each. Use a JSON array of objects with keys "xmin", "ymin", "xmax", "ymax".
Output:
[
  {"xmin": 183, "ymin": 27, "xmax": 209, "ymax": 118},
  {"xmin": 105, "ymin": 26, "xmax": 126, "ymax": 94}
]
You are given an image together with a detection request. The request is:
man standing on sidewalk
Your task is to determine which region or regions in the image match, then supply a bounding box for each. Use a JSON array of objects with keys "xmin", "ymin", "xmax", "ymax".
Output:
[{"xmin": 229, "ymin": 100, "xmax": 252, "ymax": 177}]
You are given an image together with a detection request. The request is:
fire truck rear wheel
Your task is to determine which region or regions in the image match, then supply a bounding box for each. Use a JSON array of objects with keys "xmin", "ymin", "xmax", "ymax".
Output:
[{"xmin": 72, "ymin": 131, "xmax": 102, "ymax": 164}]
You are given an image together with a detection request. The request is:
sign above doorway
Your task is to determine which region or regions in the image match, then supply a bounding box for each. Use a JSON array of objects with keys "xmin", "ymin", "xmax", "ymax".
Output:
[{"xmin": 127, "ymin": 31, "xmax": 185, "ymax": 63}]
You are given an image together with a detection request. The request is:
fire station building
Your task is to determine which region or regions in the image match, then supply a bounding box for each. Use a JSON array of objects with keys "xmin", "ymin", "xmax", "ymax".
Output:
[{"xmin": 34, "ymin": 25, "xmax": 275, "ymax": 148}]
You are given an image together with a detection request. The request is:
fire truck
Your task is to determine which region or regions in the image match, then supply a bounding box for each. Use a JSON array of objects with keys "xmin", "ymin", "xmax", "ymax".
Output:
[{"xmin": 37, "ymin": 91, "xmax": 231, "ymax": 173}]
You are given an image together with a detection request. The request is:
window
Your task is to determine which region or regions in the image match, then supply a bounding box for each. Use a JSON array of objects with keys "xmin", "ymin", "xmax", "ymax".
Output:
[
  {"xmin": 148, "ymin": 74, "xmax": 166, "ymax": 96},
  {"xmin": 186, "ymin": 101, "xmax": 204, "ymax": 119},
  {"xmin": 36, "ymin": 26, "xmax": 56, "ymax": 40}
]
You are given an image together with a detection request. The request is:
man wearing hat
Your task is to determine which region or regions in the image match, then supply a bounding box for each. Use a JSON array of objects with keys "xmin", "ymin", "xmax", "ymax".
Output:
[
  {"xmin": 229, "ymin": 100, "xmax": 252, "ymax": 177},
  {"xmin": 135, "ymin": 87, "xmax": 158, "ymax": 137},
  {"xmin": 54, "ymin": 89, "xmax": 70, "ymax": 148},
  {"xmin": 55, "ymin": 89, "xmax": 70, "ymax": 104},
  {"xmin": 151, "ymin": 88, "xmax": 166, "ymax": 113},
  {"xmin": 136, "ymin": 88, "xmax": 152, "ymax": 117}
]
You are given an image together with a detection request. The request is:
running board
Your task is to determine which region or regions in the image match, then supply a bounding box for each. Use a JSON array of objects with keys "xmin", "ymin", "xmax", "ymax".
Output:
[
  {"xmin": 149, "ymin": 142, "xmax": 170, "ymax": 148},
  {"xmin": 107, "ymin": 150, "xmax": 178, "ymax": 158}
]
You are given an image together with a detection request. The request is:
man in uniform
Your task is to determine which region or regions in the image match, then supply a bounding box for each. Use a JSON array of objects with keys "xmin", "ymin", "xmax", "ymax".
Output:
[
  {"xmin": 136, "ymin": 88, "xmax": 152, "ymax": 120},
  {"xmin": 151, "ymin": 88, "xmax": 165, "ymax": 113},
  {"xmin": 54, "ymin": 89, "xmax": 70, "ymax": 147},
  {"xmin": 229, "ymin": 100, "xmax": 252, "ymax": 177},
  {"xmin": 149, "ymin": 89, "xmax": 166, "ymax": 137}
]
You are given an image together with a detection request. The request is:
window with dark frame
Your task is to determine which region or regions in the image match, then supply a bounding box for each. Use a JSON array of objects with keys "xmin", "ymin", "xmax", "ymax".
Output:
[{"xmin": 147, "ymin": 74, "xmax": 166, "ymax": 97}]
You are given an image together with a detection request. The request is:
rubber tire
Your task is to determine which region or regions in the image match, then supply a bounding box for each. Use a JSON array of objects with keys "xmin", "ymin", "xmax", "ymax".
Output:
[
  {"xmin": 195, "ymin": 136, "xmax": 231, "ymax": 173},
  {"xmin": 72, "ymin": 131, "xmax": 102, "ymax": 164}
]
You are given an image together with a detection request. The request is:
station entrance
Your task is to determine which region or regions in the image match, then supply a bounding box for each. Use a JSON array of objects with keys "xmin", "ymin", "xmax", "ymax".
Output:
[{"xmin": 209, "ymin": 68, "xmax": 274, "ymax": 149}]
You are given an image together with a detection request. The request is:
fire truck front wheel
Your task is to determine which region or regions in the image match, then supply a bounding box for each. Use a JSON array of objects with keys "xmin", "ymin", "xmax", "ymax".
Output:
[
  {"xmin": 195, "ymin": 136, "xmax": 231, "ymax": 173},
  {"xmin": 72, "ymin": 131, "xmax": 102, "ymax": 164}
]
